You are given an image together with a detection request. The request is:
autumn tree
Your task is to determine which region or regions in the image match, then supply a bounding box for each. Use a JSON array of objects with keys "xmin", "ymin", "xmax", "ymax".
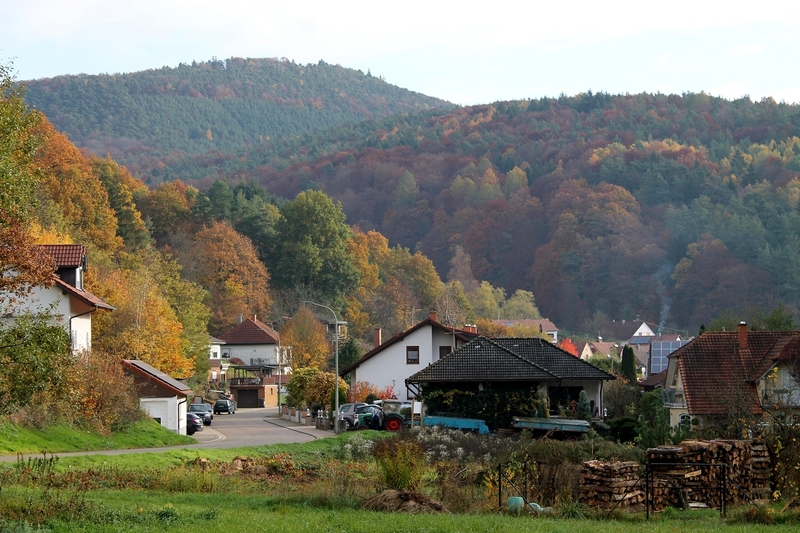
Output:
[
  {"xmin": 345, "ymin": 229, "xmax": 441, "ymax": 338},
  {"xmin": 558, "ymin": 337, "xmax": 579, "ymax": 356},
  {"xmin": 93, "ymin": 253, "xmax": 194, "ymax": 377},
  {"xmin": 91, "ymin": 156, "xmax": 151, "ymax": 250},
  {"xmin": 280, "ymin": 307, "xmax": 330, "ymax": 370},
  {"xmin": 0, "ymin": 61, "xmax": 55, "ymax": 305},
  {"xmin": 470, "ymin": 281, "xmax": 505, "ymax": 320},
  {"xmin": 499, "ymin": 289, "xmax": 542, "ymax": 319},
  {"xmin": 136, "ymin": 180, "xmax": 199, "ymax": 246},
  {"xmin": 35, "ymin": 121, "xmax": 122, "ymax": 254},
  {"xmin": 178, "ymin": 221, "xmax": 271, "ymax": 335}
]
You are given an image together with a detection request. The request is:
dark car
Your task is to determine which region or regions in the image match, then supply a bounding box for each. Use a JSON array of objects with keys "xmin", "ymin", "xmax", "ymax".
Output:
[
  {"xmin": 214, "ymin": 399, "xmax": 236, "ymax": 415},
  {"xmin": 188, "ymin": 403, "xmax": 213, "ymax": 425},
  {"xmin": 186, "ymin": 412, "xmax": 204, "ymax": 435}
]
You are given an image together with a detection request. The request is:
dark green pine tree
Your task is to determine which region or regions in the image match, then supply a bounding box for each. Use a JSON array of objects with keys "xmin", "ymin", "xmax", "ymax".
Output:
[{"xmin": 621, "ymin": 345, "xmax": 637, "ymax": 385}]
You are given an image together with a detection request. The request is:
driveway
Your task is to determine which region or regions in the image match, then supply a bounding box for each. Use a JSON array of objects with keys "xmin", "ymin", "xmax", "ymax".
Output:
[{"xmin": 0, "ymin": 407, "xmax": 335, "ymax": 462}]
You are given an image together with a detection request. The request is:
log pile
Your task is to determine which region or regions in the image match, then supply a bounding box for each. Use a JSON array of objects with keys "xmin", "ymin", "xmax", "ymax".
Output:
[
  {"xmin": 579, "ymin": 460, "xmax": 644, "ymax": 509},
  {"xmin": 578, "ymin": 439, "xmax": 772, "ymax": 511},
  {"xmin": 646, "ymin": 439, "xmax": 771, "ymax": 510}
]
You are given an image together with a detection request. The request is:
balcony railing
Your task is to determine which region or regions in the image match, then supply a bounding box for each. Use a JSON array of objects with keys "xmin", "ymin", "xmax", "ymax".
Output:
[
  {"xmin": 230, "ymin": 377, "xmax": 263, "ymax": 387},
  {"xmin": 662, "ymin": 388, "xmax": 686, "ymax": 408}
]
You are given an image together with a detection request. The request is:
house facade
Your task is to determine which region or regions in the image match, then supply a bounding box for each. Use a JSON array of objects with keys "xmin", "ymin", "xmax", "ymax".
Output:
[
  {"xmin": 5, "ymin": 244, "xmax": 113, "ymax": 353},
  {"xmin": 663, "ymin": 322, "xmax": 800, "ymax": 430},
  {"xmin": 406, "ymin": 336, "xmax": 614, "ymax": 428},
  {"xmin": 340, "ymin": 312, "xmax": 471, "ymax": 401},
  {"xmin": 217, "ymin": 314, "xmax": 281, "ymax": 408},
  {"xmin": 218, "ymin": 314, "xmax": 280, "ymax": 366},
  {"xmin": 123, "ymin": 359, "xmax": 193, "ymax": 435}
]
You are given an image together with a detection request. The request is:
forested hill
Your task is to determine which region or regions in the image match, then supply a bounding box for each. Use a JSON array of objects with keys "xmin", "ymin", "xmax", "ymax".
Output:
[
  {"xmin": 235, "ymin": 93, "xmax": 800, "ymax": 334},
  {"xmin": 20, "ymin": 57, "xmax": 454, "ymax": 181}
]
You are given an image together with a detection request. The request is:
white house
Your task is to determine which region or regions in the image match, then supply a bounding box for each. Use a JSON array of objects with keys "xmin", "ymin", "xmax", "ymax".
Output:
[
  {"xmin": 340, "ymin": 312, "xmax": 473, "ymax": 401},
  {"xmin": 5, "ymin": 244, "xmax": 114, "ymax": 352},
  {"xmin": 123, "ymin": 359, "xmax": 193, "ymax": 434}
]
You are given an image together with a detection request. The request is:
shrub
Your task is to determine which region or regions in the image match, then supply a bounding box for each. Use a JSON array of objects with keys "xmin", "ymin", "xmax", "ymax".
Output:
[{"xmin": 373, "ymin": 437, "xmax": 426, "ymax": 491}]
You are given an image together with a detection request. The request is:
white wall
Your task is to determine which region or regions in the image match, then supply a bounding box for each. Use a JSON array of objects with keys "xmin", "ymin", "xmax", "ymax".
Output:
[
  {"xmin": 139, "ymin": 397, "xmax": 185, "ymax": 434},
  {"xmin": 352, "ymin": 325, "xmax": 459, "ymax": 400},
  {"xmin": 8, "ymin": 285, "xmax": 94, "ymax": 353}
]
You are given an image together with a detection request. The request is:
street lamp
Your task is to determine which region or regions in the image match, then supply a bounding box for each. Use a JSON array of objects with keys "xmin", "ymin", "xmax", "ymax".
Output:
[{"xmin": 304, "ymin": 301, "xmax": 340, "ymax": 433}]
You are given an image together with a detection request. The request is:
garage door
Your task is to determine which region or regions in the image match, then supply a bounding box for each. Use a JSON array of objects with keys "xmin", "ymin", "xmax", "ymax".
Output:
[{"xmin": 238, "ymin": 389, "xmax": 259, "ymax": 408}]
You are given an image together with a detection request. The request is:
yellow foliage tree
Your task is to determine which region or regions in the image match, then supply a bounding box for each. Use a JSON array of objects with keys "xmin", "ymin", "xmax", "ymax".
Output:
[
  {"xmin": 281, "ymin": 307, "xmax": 330, "ymax": 370},
  {"xmin": 93, "ymin": 263, "xmax": 193, "ymax": 378}
]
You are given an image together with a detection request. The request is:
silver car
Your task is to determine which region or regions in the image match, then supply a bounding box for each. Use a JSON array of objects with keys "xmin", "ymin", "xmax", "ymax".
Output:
[{"xmin": 337, "ymin": 402, "xmax": 367, "ymax": 430}]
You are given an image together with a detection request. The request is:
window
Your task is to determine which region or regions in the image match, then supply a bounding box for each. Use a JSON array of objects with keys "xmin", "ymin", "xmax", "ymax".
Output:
[
  {"xmin": 406, "ymin": 346, "xmax": 420, "ymax": 364},
  {"xmin": 436, "ymin": 346, "xmax": 451, "ymax": 362}
]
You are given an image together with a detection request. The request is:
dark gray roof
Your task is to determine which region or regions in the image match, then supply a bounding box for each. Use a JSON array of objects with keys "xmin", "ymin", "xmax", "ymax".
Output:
[
  {"xmin": 123, "ymin": 359, "xmax": 192, "ymax": 395},
  {"xmin": 407, "ymin": 336, "xmax": 614, "ymax": 384}
]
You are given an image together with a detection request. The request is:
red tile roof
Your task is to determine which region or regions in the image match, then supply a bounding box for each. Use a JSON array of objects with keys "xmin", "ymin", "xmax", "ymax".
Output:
[
  {"xmin": 218, "ymin": 317, "xmax": 279, "ymax": 345},
  {"xmin": 673, "ymin": 330, "xmax": 800, "ymax": 416},
  {"xmin": 37, "ymin": 244, "xmax": 86, "ymax": 268}
]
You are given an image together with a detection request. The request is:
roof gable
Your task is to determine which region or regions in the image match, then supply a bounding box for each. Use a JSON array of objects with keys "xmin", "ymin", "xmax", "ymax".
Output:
[
  {"xmin": 674, "ymin": 331, "xmax": 800, "ymax": 415},
  {"xmin": 340, "ymin": 317, "xmax": 468, "ymax": 375},
  {"xmin": 53, "ymin": 278, "xmax": 115, "ymax": 310},
  {"xmin": 123, "ymin": 359, "xmax": 192, "ymax": 396},
  {"xmin": 37, "ymin": 244, "xmax": 86, "ymax": 268},
  {"xmin": 407, "ymin": 336, "xmax": 614, "ymax": 383},
  {"xmin": 218, "ymin": 317, "xmax": 279, "ymax": 345}
]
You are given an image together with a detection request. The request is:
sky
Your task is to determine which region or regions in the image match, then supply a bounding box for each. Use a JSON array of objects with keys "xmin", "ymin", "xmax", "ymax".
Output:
[{"xmin": 3, "ymin": 1, "xmax": 800, "ymax": 106}]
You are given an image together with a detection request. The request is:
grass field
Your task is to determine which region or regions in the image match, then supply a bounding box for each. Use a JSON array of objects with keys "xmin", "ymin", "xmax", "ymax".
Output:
[
  {"xmin": 0, "ymin": 426, "xmax": 797, "ymax": 532},
  {"xmin": 0, "ymin": 419, "xmax": 193, "ymax": 455}
]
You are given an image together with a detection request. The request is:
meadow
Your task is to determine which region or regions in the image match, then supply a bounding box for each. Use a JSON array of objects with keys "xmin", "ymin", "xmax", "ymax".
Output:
[{"xmin": 0, "ymin": 427, "xmax": 798, "ymax": 532}]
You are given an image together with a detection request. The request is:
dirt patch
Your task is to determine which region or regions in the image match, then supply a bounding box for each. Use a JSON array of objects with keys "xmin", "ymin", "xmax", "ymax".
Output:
[{"xmin": 362, "ymin": 490, "xmax": 449, "ymax": 513}]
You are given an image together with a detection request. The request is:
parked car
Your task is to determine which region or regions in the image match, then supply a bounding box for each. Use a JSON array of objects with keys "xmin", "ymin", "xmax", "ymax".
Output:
[
  {"xmin": 337, "ymin": 402, "xmax": 367, "ymax": 430},
  {"xmin": 186, "ymin": 412, "xmax": 204, "ymax": 435},
  {"xmin": 214, "ymin": 399, "xmax": 236, "ymax": 415},
  {"xmin": 188, "ymin": 403, "xmax": 213, "ymax": 425}
]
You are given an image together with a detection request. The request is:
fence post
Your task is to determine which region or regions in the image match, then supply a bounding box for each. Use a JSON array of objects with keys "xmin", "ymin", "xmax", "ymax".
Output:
[{"xmin": 498, "ymin": 462, "xmax": 503, "ymax": 510}]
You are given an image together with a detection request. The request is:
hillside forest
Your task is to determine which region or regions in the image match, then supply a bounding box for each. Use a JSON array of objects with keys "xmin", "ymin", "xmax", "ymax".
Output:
[{"xmin": 5, "ymin": 58, "xmax": 800, "ymax": 389}]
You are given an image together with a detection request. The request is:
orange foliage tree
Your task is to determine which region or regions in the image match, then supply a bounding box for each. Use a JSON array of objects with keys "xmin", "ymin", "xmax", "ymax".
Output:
[
  {"xmin": 179, "ymin": 221, "xmax": 271, "ymax": 335},
  {"xmin": 280, "ymin": 307, "xmax": 330, "ymax": 370},
  {"xmin": 558, "ymin": 337, "xmax": 579, "ymax": 357},
  {"xmin": 35, "ymin": 121, "xmax": 122, "ymax": 254}
]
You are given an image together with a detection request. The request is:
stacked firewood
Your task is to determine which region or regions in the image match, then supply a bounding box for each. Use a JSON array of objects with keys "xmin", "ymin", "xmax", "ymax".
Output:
[
  {"xmin": 579, "ymin": 460, "xmax": 644, "ymax": 509},
  {"xmin": 646, "ymin": 439, "xmax": 771, "ymax": 510}
]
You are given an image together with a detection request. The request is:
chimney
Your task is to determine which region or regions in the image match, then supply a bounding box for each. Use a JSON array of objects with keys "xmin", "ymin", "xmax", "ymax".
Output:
[
  {"xmin": 429, "ymin": 311, "xmax": 437, "ymax": 322},
  {"xmin": 739, "ymin": 321, "xmax": 748, "ymax": 350},
  {"xmin": 374, "ymin": 328, "xmax": 382, "ymax": 348},
  {"xmin": 238, "ymin": 313, "xmax": 243, "ymax": 324},
  {"xmin": 251, "ymin": 313, "xmax": 257, "ymax": 322}
]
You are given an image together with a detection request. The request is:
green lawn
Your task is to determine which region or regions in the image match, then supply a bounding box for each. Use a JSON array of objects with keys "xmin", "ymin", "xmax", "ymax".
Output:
[
  {"xmin": 0, "ymin": 419, "xmax": 194, "ymax": 455},
  {"xmin": 0, "ymin": 487, "xmax": 794, "ymax": 533}
]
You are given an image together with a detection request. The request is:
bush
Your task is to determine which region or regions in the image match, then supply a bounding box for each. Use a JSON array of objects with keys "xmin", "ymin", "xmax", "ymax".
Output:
[{"xmin": 373, "ymin": 437, "xmax": 426, "ymax": 491}]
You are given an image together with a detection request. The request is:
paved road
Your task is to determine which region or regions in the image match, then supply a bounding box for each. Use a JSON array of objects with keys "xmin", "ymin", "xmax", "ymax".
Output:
[{"xmin": 0, "ymin": 407, "xmax": 335, "ymax": 462}]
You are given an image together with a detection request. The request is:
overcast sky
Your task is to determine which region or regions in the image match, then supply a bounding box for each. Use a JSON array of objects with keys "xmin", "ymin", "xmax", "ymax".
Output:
[{"xmin": 4, "ymin": 1, "xmax": 800, "ymax": 106}]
